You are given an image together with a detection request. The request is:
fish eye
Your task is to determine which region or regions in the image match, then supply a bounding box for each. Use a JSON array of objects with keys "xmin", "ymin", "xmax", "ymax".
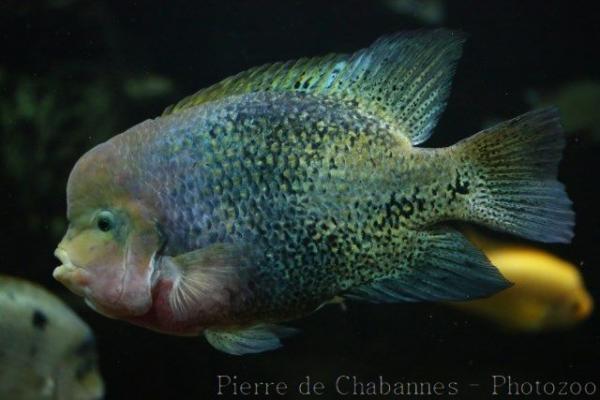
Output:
[{"xmin": 96, "ymin": 211, "xmax": 115, "ymax": 232}]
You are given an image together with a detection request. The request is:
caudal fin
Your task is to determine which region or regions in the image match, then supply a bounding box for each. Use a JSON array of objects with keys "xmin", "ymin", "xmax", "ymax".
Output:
[{"xmin": 454, "ymin": 107, "xmax": 574, "ymax": 243}]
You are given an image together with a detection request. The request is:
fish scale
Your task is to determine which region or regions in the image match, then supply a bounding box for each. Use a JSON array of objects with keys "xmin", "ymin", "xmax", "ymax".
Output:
[
  {"xmin": 54, "ymin": 30, "xmax": 574, "ymax": 355},
  {"xmin": 112, "ymin": 91, "xmax": 479, "ymax": 321}
]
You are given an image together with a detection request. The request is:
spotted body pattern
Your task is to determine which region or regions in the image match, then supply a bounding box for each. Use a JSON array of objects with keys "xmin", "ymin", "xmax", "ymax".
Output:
[
  {"xmin": 112, "ymin": 91, "xmax": 481, "ymax": 324},
  {"xmin": 55, "ymin": 30, "xmax": 574, "ymax": 355}
]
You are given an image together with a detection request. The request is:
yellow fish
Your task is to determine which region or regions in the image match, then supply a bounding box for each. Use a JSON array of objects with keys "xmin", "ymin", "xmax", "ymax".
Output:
[{"xmin": 451, "ymin": 231, "xmax": 593, "ymax": 331}]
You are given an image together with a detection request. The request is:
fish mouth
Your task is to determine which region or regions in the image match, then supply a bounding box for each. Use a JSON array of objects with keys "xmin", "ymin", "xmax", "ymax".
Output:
[
  {"xmin": 53, "ymin": 247, "xmax": 83, "ymax": 271},
  {"xmin": 53, "ymin": 247, "xmax": 88, "ymax": 296}
]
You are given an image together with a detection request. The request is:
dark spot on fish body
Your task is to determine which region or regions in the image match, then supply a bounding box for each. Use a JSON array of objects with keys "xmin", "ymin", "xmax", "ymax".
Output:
[
  {"xmin": 32, "ymin": 309, "xmax": 48, "ymax": 330},
  {"xmin": 75, "ymin": 335, "xmax": 96, "ymax": 357},
  {"xmin": 405, "ymin": 248, "xmax": 415, "ymax": 264},
  {"xmin": 326, "ymin": 234, "xmax": 338, "ymax": 248},
  {"xmin": 72, "ymin": 336, "xmax": 99, "ymax": 381},
  {"xmin": 386, "ymin": 192, "xmax": 415, "ymax": 221},
  {"xmin": 454, "ymin": 172, "xmax": 470, "ymax": 195},
  {"xmin": 444, "ymin": 170, "xmax": 471, "ymax": 208}
]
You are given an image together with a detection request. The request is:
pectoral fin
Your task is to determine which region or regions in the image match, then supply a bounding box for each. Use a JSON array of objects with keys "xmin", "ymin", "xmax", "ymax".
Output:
[
  {"xmin": 165, "ymin": 243, "xmax": 252, "ymax": 322},
  {"xmin": 204, "ymin": 324, "xmax": 299, "ymax": 355}
]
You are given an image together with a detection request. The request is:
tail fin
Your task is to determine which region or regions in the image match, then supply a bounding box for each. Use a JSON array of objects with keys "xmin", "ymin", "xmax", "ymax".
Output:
[{"xmin": 454, "ymin": 107, "xmax": 574, "ymax": 243}]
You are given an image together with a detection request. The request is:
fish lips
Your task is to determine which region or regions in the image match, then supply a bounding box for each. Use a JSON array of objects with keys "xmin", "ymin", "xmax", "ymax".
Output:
[
  {"xmin": 53, "ymin": 247, "xmax": 92, "ymax": 297},
  {"xmin": 53, "ymin": 247, "xmax": 154, "ymax": 319}
]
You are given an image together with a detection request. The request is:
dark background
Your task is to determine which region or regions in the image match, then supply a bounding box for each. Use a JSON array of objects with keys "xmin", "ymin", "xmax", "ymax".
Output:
[{"xmin": 1, "ymin": 1, "xmax": 599, "ymax": 399}]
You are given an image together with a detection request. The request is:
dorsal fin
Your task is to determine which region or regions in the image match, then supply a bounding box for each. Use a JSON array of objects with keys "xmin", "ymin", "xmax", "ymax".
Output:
[{"xmin": 163, "ymin": 29, "xmax": 465, "ymax": 145}]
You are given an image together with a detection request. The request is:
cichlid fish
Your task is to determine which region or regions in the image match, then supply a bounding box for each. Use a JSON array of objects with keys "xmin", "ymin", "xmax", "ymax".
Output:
[
  {"xmin": 0, "ymin": 275, "xmax": 104, "ymax": 400},
  {"xmin": 450, "ymin": 230, "xmax": 593, "ymax": 332},
  {"xmin": 53, "ymin": 30, "xmax": 574, "ymax": 355}
]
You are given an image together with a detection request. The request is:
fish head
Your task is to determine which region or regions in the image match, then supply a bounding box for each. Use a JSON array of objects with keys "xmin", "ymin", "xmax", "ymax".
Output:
[
  {"xmin": 54, "ymin": 140, "xmax": 164, "ymax": 319},
  {"xmin": 54, "ymin": 206, "xmax": 161, "ymax": 319},
  {"xmin": 548, "ymin": 285, "xmax": 594, "ymax": 327},
  {"xmin": 571, "ymin": 288, "xmax": 594, "ymax": 321}
]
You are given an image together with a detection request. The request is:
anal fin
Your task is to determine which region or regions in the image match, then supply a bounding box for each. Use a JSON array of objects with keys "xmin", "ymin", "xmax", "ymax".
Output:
[
  {"xmin": 204, "ymin": 324, "xmax": 298, "ymax": 355},
  {"xmin": 346, "ymin": 227, "xmax": 511, "ymax": 303}
]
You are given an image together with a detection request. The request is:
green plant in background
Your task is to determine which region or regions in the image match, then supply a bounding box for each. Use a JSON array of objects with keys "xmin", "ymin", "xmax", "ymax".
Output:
[
  {"xmin": 525, "ymin": 80, "xmax": 600, "ymax": 142},
  {"xmin": 0, "ymin": 68, "xmax": 117, "ymax": 239},
  {"xmin": 0, "ymin": 68, "xmax": 174, "ymax": 242},
  {"xmin": 0, "ymin": 0, "xmax": 177, "ymax": 282}
]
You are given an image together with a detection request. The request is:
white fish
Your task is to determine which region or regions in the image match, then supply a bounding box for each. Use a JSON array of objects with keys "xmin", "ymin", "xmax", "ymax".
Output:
[{"xmin": 0, "ymin": 275, "xmax": 104, "ymax": 400}]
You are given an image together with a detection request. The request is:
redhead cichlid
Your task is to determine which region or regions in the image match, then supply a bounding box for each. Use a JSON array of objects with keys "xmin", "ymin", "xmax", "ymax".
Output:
[
  {"xmin": 53, "ymin": 30, "xmax": 574, "ymax": 355},
  {"xmin": 450, "ymin": 231, "xmax": 592, "ymax": 331}
]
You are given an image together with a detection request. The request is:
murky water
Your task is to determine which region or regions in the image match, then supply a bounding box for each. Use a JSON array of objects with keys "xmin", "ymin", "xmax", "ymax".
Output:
[{"xmin": 2, "ymin": 1, "xmax": 599, "ymax": 399}]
